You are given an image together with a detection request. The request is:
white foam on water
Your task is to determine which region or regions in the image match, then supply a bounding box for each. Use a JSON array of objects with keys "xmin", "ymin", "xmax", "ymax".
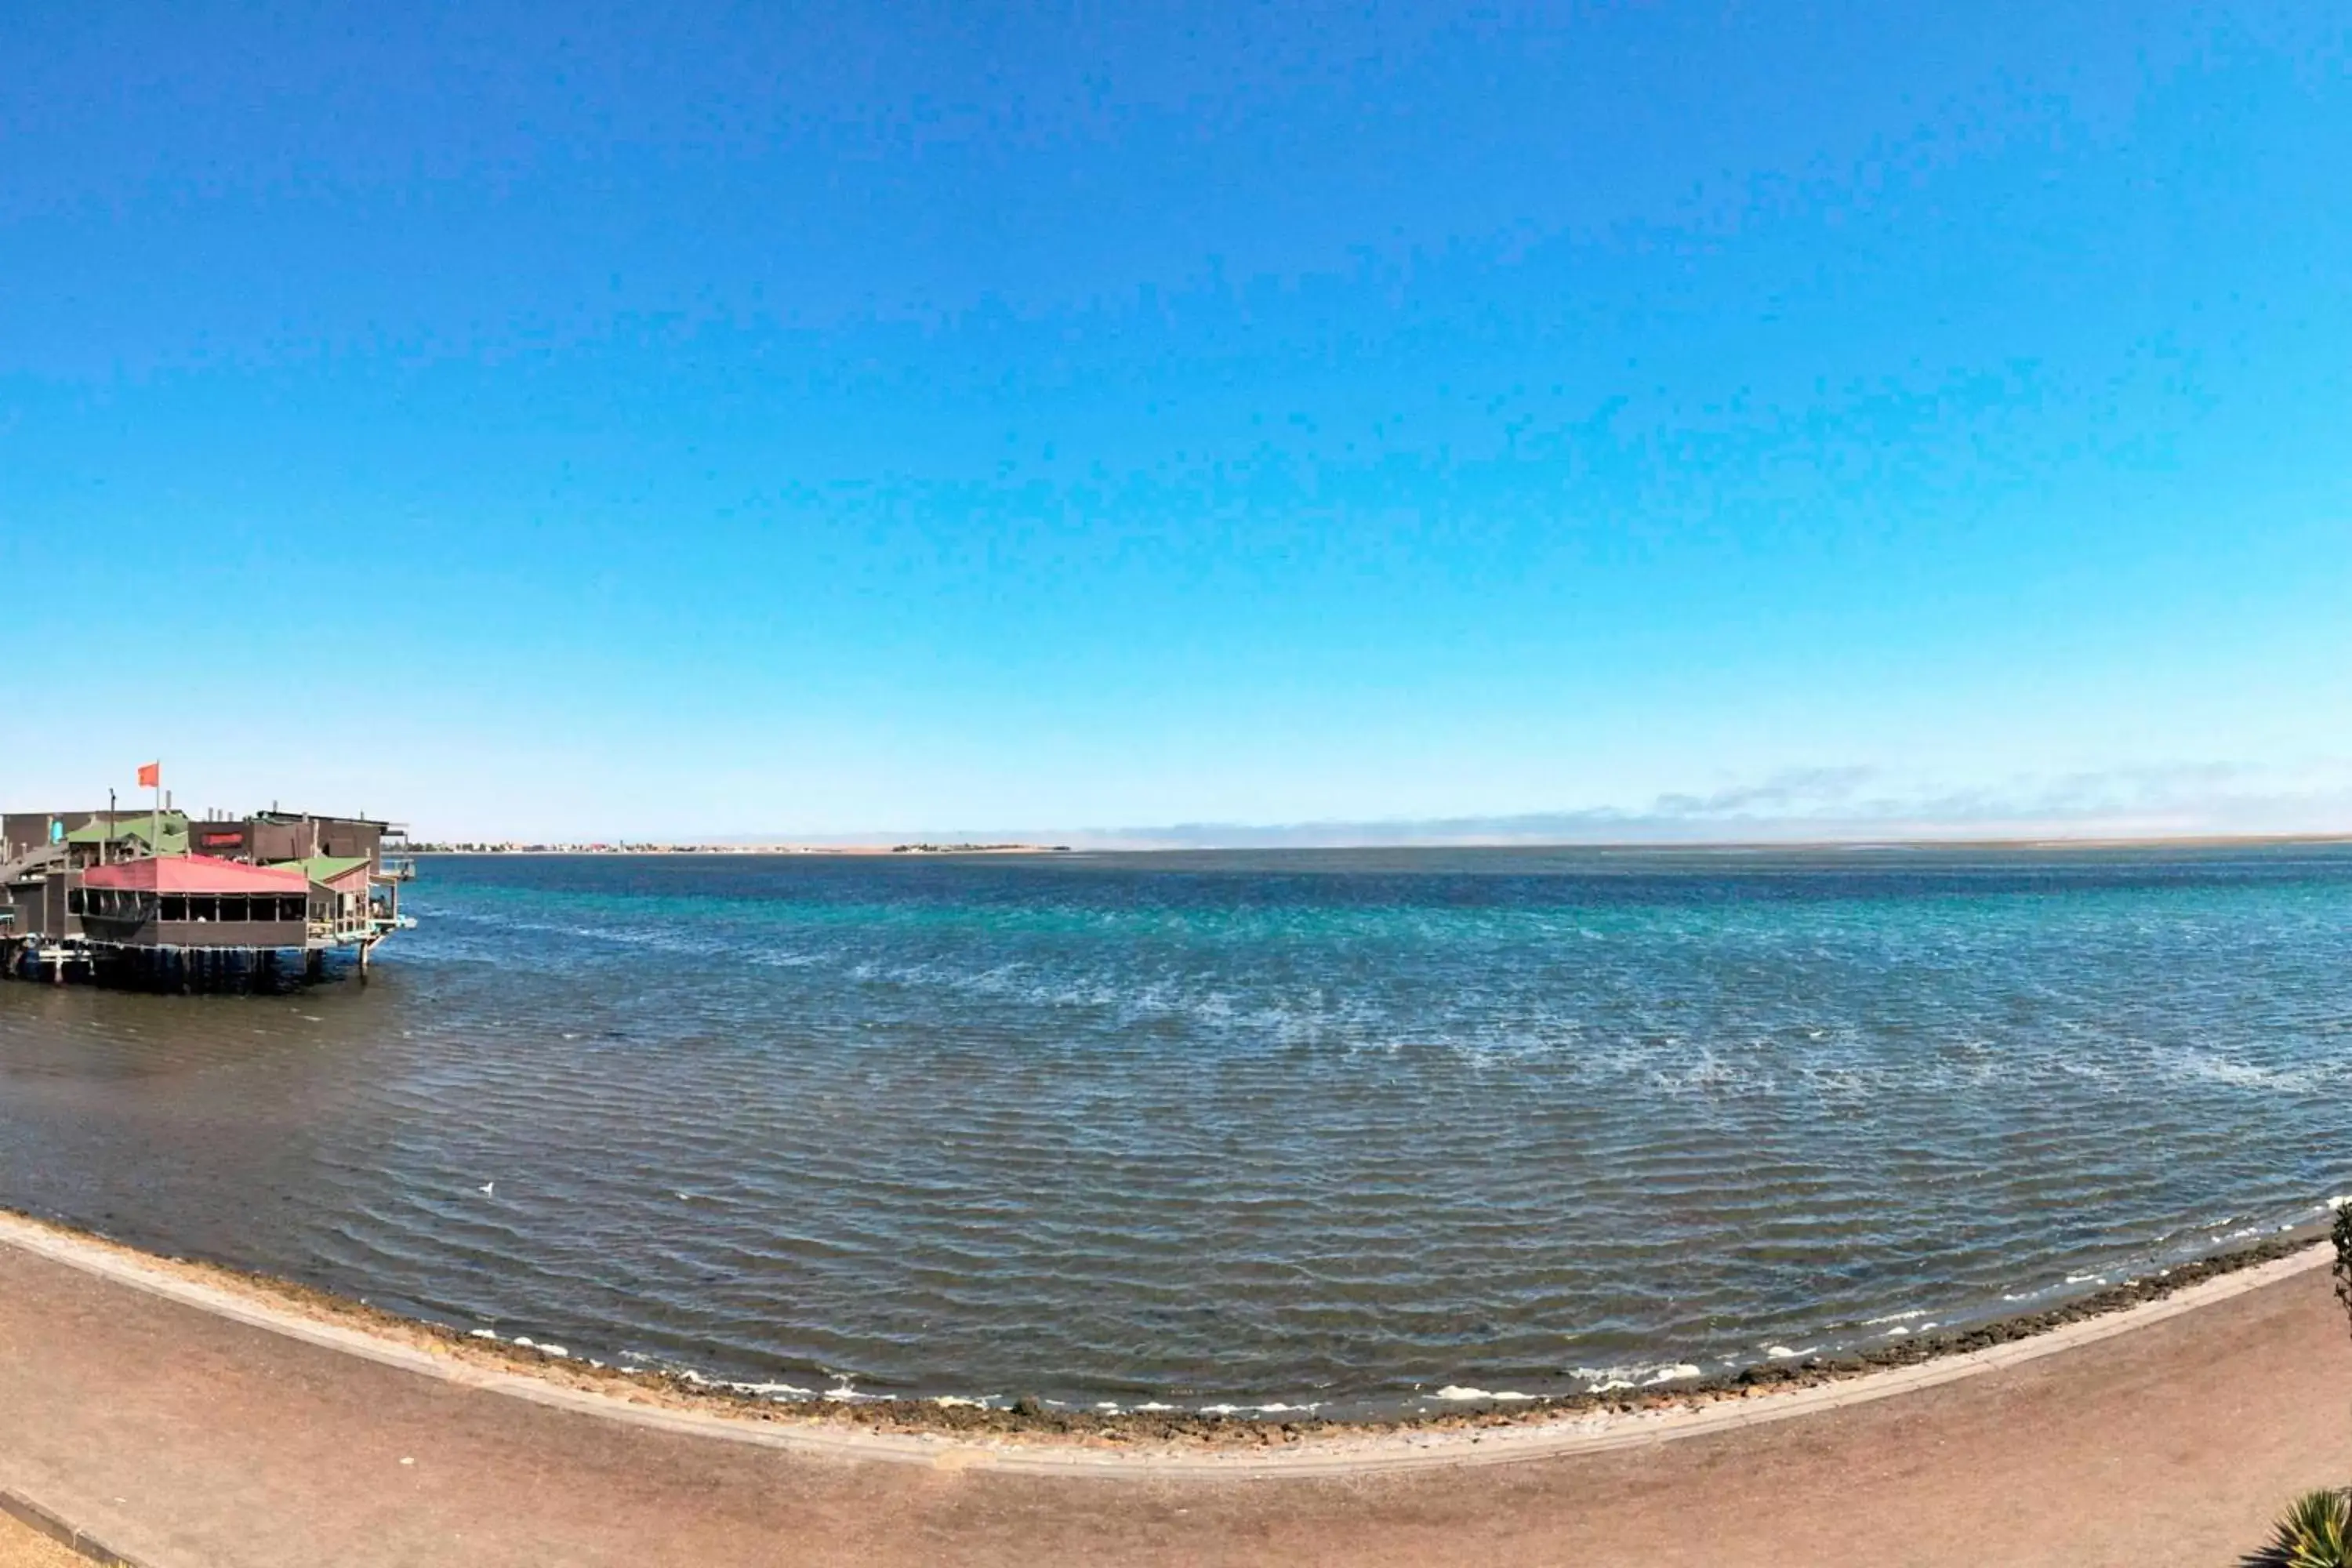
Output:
[
  {"xmin": 930, "ymin": 1396, "xmax": 989, "ymax": 1408},
  {"xmin": 2001, "ymin": 1276, "xmax": 2075, "ymax": 1301},
  {"xmin": 468, "ymin": 1328, "xmax": 498, "ymax": 1340},
  {"xmin": 1199, "ymin": 1403, "xmax": 1241, "ymax": 1415},
  {"xmin": 1884, "ymin": 1327, "xmax": 1910, "ymax": 1338},
  {"xmin": 2154, "ymin": 1047, "xmax": 2325, "ymax": 1094},
  {"xmin": 1650, "ymin": 1047, "xmax": 1752, "ymax": 1097},
  {"xmin": 1133, "ymin": 1401, "xmax": 1175, "ymax": 1412},
  {"xmin": 1432, "ymin": 1386, "xmax": 1534, "ymax": 1402},
  {"xmin": 1571, "ymin": 1360, "xmax": 1700, "ymax": 1390},
  {"xmin": 1862, "ymin": 1308, "xmax": 1926, "ymax": 1325},
  {"xmin": 732, "ymin": 1381, "xmax": 817, "ymax": 1398},
  {"xmin": 1763, "ymin": 1345, "xmax": 1817, "ymax": 1359}
]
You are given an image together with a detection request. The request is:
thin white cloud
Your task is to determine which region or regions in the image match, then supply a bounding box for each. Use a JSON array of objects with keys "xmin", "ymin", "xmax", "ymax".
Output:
[{"xmin": 775, "ymin": 759, "xmax": 2352, "ymax": 848}]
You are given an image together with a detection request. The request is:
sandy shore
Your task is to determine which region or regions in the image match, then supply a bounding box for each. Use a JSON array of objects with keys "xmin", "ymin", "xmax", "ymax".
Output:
[{"xmin": 5, "ymin": 1210, "xmax": 2350, "ymax": 1564}]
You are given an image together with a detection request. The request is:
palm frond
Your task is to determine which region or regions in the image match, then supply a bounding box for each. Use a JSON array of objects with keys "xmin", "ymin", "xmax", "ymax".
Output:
[{"xmin": 2246, "ymin": 1489, "xmax": 2352, "ymax": 1568}]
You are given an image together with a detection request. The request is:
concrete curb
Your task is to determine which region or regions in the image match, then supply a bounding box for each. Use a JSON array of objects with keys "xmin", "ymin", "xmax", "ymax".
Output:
[
  {"xmin": 0, "ymin": 1486, "xmax": 153, "ymax": 1568},
  {"xmin": 0, "ymin": 1211, "xmax": 2329, "ymax": 1479}
]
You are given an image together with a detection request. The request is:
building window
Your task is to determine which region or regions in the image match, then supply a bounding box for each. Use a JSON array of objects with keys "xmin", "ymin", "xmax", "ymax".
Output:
[
  {"xmin": 161, "ymin": 895, "xmax": 187, "ymax": 921},
  {"xmin": 278, "ymin": 896, "xmax": 306, "ymax": 922},
  {"xmin": 187, "ymin": 896, "xmax": 218, "ymax": 923},
  {"xmin": 67, "ymin": 888, "xmax": 85, "ymax": 914}
]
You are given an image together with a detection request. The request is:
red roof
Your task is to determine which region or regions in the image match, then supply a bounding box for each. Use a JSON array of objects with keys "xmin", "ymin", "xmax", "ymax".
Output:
[{"xmin": 81, "ymin": 855, "xmax": 309, "ymax": 895}]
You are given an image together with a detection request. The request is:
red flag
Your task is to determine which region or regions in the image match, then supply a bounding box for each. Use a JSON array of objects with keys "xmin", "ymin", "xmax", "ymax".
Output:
[{"xmin": 136, "ymin": 761, "xmax": 160, "ymax": 789}]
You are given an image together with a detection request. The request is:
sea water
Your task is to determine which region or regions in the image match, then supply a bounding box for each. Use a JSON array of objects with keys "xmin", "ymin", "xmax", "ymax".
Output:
[{"xmin": 2, "ymin": 844, "xmax": 2347, "ymax": 1415}]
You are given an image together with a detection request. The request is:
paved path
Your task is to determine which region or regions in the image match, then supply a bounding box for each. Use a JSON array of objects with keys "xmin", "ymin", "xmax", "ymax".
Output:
[{"xmin": 4, "ymin": 1238, "xmax": 2350, "ymax": 1566}]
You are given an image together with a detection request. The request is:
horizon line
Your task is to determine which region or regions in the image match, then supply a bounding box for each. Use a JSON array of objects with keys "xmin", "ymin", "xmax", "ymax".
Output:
[{"xmin": 398, "ymin": 829, "xmax": 2352, "ymax": 854}]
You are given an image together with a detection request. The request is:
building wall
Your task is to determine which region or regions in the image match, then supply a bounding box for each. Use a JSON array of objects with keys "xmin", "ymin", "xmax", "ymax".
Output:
[
  {"xmin": 27, "ymin": 873, "xmax": 77, "ymax": 942},
  {"xmin": 314, "ymin": 819, "xmax": 385, "ymax": 866},
  {"xmin": 9, "ymin": 811, "xmax": 390, "ymax": 870},
  {"xmin": 249, "ymin": 820, "xmax": 307, "ymax": 862},
  {"xmin": 192, "ymin": 821, "xmax": 250, "ymax": 857},
  {"xmin": 2, "ymin": 813, "xmax": 60, "ymax": 861},
  {"xmin": 250, "ymin": 816, "xmax": 387, "ymax": 869},
  {"xmin": 85, "ymin": 917, "xmax": 311, "ymax": 950},
  {"xmin": 74, "ymin": 887, "xmax": 310, "ymax": 950}
]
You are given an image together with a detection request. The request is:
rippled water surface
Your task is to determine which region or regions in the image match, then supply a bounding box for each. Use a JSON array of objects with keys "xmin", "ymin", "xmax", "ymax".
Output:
[{"xmin": 4, "ymin": 845, "xmax": 2350, "ymax": 1414}]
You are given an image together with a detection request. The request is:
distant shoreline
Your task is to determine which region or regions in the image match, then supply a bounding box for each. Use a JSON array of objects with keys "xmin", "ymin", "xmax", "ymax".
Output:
[
  {"xmin": 399, "ymin": 833, "xmax": 2352, "ymax": 857},
  {"xmin": 404, "ymin": 844, "xmax": 1076, "ymax": 856}
]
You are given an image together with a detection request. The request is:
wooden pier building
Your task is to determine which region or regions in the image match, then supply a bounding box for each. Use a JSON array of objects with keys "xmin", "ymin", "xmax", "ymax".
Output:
[{"xmin": 0, "ymin": 806, "xmax": 416, "ymax": 988}]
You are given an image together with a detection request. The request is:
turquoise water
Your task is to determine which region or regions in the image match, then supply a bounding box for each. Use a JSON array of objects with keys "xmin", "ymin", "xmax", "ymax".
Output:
[{"xmin": 2, "ymin": 844, "xmax": 2348, "ymax": 1415}]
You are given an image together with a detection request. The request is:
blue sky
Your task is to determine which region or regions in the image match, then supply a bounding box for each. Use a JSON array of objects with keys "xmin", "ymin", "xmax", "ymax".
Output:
[{"xmin": 3, "ymin": 2, "xmax": 2348, "ymax": 841}]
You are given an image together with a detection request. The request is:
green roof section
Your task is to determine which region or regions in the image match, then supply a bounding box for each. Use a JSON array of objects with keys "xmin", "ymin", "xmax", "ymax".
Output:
[
  {"xmin": 274, "ymin": 855, "xmax": 372, "ymax": 885},
  {"xmin": 66, "ymin": 813, "xmax": 189, "ymax": 853}
]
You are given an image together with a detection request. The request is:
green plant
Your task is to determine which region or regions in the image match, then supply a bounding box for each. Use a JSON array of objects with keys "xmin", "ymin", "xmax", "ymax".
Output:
[{"xmin": 2249, "ymin": 1490, "xmax": 2352, "ymax": 1567}]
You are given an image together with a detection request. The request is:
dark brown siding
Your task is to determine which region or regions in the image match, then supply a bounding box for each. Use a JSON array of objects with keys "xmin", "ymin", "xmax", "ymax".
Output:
[
  {"xmin": 250, "ymin": 816, "xmax": 387, "ymax": 869},
  {"xmin": 2, "ymin": 814, "xmax": 60, "ymax": 861},
  {"xmin": 192, "ymin": 822, "xmax": 249, "ymax": 856},
  {"xmin": 249, "ymin": 821, "xmax": 307, "ymax": 862},
  {"xmin": 96, "ymin": 920, "xmax": 310, "ymax": 950}
]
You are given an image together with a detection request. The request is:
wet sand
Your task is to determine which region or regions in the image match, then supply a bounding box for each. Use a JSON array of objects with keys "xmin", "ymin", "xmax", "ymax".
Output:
[{"xmin": 5, "ymin": 1218, "xmax": 2352, "ymax": 1564}]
